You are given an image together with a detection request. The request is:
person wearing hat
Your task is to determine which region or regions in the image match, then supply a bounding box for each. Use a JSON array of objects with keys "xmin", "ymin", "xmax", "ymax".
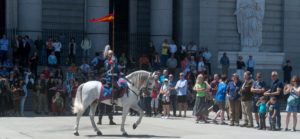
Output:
[{"xmin": 160, "ymin": 78, "xmax": 170, "ymax": 119}]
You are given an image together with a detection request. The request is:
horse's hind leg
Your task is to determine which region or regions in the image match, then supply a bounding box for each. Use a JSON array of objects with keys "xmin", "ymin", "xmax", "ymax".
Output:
[
  {"xmin": 90, "ymin": 101, "xmax": 102, "ymax": 136},
  {"xmin": 130, "ymin": 104, "xmax": 144, "ymax": 130},
  {"xmin": 121, "ymin": 106, "xmax": 130, "ymax": 136},
  {"xmin": 74, "ymin": 110, "xmax": 84, "ymax": 136}
]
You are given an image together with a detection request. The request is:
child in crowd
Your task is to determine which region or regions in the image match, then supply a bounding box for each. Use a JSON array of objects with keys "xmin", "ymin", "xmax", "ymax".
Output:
[
  {"xmin": 256, "ymin": 96, "xmax": 267, "ymax": 130},
  {"xmin": 52, "ymin": 92, "xmax": 64, "ymax": 116},
  {"xmin": 267, "ymin": 97, "xmax": 280, "ymax": 131}
]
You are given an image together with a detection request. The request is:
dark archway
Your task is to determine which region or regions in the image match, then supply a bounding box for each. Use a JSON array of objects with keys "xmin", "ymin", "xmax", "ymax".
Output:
[
  {"xmin": 0, "ymin": 0, "xmax": 5, "ymax": 35},
  {"xmin": 109, "ymin": 0, "xmax": 129, "ymax": 57}
]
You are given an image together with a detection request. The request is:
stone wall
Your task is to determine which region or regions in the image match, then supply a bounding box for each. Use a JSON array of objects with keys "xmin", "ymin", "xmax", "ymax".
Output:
[{"xmin": 217, "ymin": 0, "xmax": 283, "ymax": 52}]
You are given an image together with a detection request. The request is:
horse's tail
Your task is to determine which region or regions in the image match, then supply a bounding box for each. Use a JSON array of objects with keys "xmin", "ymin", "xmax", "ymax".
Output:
[{"xmin": 72, "ymin": 84, "xmax": 84, "ymax": 114}]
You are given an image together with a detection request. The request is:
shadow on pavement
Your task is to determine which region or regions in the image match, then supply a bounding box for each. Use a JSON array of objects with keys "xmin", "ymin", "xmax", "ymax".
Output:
[{"xmin": 86, "ymin": 134, "xmax": 180, "ymax": 138}]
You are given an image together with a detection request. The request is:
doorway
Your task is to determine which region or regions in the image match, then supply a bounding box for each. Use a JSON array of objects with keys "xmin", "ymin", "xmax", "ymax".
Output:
[
  {"xmin": 109, "ymin": 0, "xmax": 129, "ymax": 57},
  {"xmin": 0, "ymin": 0, "xmax": 5, "ymax": 35}
]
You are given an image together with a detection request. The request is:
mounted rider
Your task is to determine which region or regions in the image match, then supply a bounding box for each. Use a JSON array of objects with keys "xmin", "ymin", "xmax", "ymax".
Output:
[{"xmin": 103, "ymin": 45, "xmax": 121, "ymax": 104}]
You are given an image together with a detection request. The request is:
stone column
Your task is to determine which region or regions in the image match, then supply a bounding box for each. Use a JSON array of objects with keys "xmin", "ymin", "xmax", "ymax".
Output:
[
  {"xmin": 5, "ymin": 0, "xmax": 18, "ymax": 30},
  {"xmin": 199, "ymin": 0, "xmax": 218, "ymax": 73},
  {"xmin": 177, "ymin": 0, "xmax": 200, "ymax": 45},
  {"xmin": 150, "ymin": 0, "xmax": 173, "ymax": 52},
  {"xmin": 283, "ymin": 0, "xmax": 300, "ymax": 71},
  {"xmin": 18, "ymin": 0, "xmax": 42, "ymax": 39},
  {"xmin": 85, "ymin": 0, "xmax": 109, "ymax": 53}
]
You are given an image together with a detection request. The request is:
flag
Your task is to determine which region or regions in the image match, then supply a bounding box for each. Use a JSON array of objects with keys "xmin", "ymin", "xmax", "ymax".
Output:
[{"xmin": 89, "ymin": 13, "xmax": 114, "ymax": 22}]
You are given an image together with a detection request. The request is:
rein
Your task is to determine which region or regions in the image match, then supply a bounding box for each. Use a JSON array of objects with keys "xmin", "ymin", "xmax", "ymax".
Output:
[{"xmin": 126, "ymin": 74, "xmax": 152, "ymax": 98}]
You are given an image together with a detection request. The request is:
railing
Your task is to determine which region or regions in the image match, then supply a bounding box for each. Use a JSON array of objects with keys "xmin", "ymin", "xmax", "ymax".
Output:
[{"xmin": 5, "ymin": 29, "xmax": 150, "ymax": 68}]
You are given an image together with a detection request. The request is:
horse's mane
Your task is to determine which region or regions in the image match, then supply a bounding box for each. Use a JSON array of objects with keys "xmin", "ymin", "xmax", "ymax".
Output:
[{"xmin": 126, "ymin": 70, "xmax": 151, "ymax": 90}]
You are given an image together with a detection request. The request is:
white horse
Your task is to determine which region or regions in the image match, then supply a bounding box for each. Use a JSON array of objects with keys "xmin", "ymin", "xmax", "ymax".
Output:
[{"xmin": 73, "ymin": 70, "xmax": 156, "ymax": 136}]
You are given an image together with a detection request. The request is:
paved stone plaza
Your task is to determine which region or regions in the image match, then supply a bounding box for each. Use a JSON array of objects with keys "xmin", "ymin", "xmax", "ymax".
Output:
[{"xmin": 0, "ymin": 112, "xmax": 299, "ymax": 139}]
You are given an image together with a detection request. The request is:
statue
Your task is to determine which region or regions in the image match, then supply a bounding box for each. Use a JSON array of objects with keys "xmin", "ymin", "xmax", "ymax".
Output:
[{"xmin": 235, "ymin": 0, "xmax": 265, "ymax": 51}]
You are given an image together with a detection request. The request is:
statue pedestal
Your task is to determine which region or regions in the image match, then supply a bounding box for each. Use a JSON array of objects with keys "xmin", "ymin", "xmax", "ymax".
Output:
[
  {"xmin": 218, "ymin": 51, "xmax": 285, "ymax": 70},
  {"xmin": 241, "ymin": 47, "xmax": 259, "ymax": 52}
]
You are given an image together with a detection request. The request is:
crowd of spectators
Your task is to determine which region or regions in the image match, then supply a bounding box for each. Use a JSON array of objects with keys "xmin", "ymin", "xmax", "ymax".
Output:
[{"xmin": 0, "ymin": 34, "xmax": 299, "ymax": 132}]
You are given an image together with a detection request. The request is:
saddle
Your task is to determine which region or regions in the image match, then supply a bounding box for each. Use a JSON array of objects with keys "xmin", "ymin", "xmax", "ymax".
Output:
[{"xmin": 99, "ymin": 78, "xmax": 128, "ymax": 102}]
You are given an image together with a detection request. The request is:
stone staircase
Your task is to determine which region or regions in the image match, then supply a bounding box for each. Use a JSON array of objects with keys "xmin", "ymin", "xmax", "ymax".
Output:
[{"xmin": 42, "ymin": 0, "xmax": 84, "ymax": 30}]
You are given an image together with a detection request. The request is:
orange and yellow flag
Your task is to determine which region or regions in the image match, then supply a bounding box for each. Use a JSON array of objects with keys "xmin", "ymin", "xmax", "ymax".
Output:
[{"xmin": 89, "ymin": 13, "xmax": 114, "ymax": 22}]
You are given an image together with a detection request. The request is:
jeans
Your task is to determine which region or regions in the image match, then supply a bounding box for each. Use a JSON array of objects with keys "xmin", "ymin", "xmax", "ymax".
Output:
[
  {"xmin": 20, "ymin": 96, "xmax": 27, "ymax": 116},
  {"xmin": 259, "ymin": 113, "xmax": 266, "ymax": 129},
  {"xmin": 269, "ymin": 111, "xmax": 281, "ymax": 129},
  {"xmin": 170, "ymin": 95, "xmax": 177, "ymax": 116}
]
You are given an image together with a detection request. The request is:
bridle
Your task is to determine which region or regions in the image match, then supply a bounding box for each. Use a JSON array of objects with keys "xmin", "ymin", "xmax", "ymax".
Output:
[{"xmin": 127, "ymin": 74, "xmax": 153, "ymax": 98}]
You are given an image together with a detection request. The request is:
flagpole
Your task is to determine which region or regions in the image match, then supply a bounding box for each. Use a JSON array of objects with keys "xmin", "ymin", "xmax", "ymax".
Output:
[{"xmin": 112, "ymin": 0, "xmax": 115, "ymax": 52}]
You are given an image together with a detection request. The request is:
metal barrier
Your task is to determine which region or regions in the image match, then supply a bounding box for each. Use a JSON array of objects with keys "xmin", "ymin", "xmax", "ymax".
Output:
[{"xmin": 5, "ymin": 29, "xmax": 150, "ymax": 67}]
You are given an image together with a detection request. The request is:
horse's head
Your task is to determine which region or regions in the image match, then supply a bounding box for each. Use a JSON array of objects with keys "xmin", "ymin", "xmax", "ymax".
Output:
[{"xmin": 125, "ymin": 70, "xmax": 156, "ymax": 95}]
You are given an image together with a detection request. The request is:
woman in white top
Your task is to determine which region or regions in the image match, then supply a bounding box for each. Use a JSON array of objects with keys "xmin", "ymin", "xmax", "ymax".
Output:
[{"xmin": 53, "ymin": 38, "xmax": 62, "ymax": 65}]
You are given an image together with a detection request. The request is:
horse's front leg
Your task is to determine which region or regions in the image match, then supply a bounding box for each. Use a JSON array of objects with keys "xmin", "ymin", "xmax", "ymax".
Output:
[
  {"xmin": 131, "ymin": 104, "xmax": 144, "ymax": 130},
  {"xmin": 90, "ymin": 101, "xmax": 102, "ymax": 136},
  {"xmin": 121, "ymin": 106, "xmax": 130, "ymax": 136}
]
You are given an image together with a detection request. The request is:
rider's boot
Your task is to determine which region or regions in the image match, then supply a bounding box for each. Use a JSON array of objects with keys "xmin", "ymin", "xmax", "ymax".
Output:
[
  {"xmin": 97, "ymin": 116, "xmax": 102, "ymax": 125},
  {"xmin": 109, "ymin": 115, "xmax": 116, "ymax": 125}
]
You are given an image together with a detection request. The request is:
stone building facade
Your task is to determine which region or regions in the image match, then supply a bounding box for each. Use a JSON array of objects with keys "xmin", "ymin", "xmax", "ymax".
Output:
[{"xmin": 4, "ymin": 0, "xmax": 300, "ymax": 77}]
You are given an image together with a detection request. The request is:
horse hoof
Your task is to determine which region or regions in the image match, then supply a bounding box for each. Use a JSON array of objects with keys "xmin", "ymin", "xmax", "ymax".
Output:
[
  {"xmin": 122, "ymin": 132, "xmax": 128, "ymax": 136},
  {"xmin": 74, "ymin": 132, "xmax": 79, "ymax": 136},
  {"xmin": 133, "ymin": 124, "xmax": 137, "ymax": 130},
  {"xmin": 97, "ymin": 131, "xmax": 102, "ymax": 136}
]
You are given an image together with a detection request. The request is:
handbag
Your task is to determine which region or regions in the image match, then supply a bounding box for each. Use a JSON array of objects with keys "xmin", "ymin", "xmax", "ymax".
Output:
[{"xmin": 287, "ymin": 93, "xmax": 299, "ymax": 106}]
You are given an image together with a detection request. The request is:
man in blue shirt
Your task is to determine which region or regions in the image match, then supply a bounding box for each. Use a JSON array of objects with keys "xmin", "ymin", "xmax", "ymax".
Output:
[
  {"xmin": 213, "ymin": 74, "xmax": 228, "ymax": 125},
  {"xmin": 175, "ymin": 72, "xmax": 188, "ymax": 117},
  {"xmin": 264, "ymin": 71, "xmax": 283, "ymax": 129},
  {"xmin": 0, "ymin": 34, "xmax": 9, "ymax": 63}
]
